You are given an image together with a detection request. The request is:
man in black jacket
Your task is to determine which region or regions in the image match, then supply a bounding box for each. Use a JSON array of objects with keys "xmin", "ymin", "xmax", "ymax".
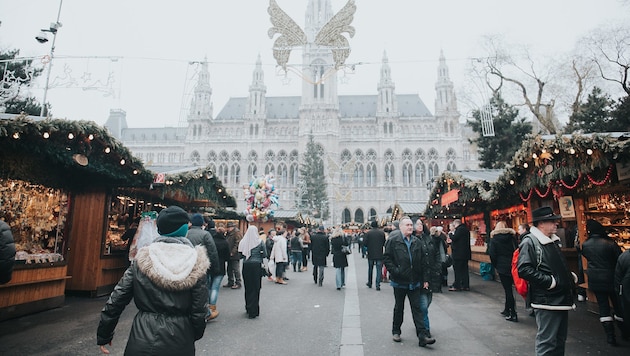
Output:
[
  {"xmin": 310, "ymin": 226, "xmax": 330, "ymax": 286},
  {"xmin": 517, "ymin": 207, "xmax": 576, "ymax": 355},
  {"xmin": 448, "ymin": 219, "xmax": 471, "ymax": 291},
  {"xmin": 383, "ymin": 217, "xmax": 435, "ymax": 347},
  {"xmin": 365, "ymin": 220, "xmax": 386, "ymax": 290}
]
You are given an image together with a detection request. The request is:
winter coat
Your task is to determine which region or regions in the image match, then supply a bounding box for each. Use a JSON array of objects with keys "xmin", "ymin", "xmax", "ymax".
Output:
[
  {"xmin": 487, "ymin": 228, "xmax": 517, "ymax": 276},
  {"xmin": 187, "ymin": 226, "xmax": 221, "ymax": 277},
  {"xmin": 451, "ymin": 224, "xmax": 471, "ymax": 261},
  {"xmin": 383, "ymin": 230, "xmax": 430, "ymax": 287},
  {"xmin": 310, "ymin": 232, "xmax": 330, "ymax": 267},
  {"xmin": 0, "ymin": 220, "xmax": 16, "ymax": 284},
  {"xmin": 226, "ymin": 228, "xmax": 243, "ymax": 261},
  {"xmin": 270, "ymin": 235, "xmax": 288, "ymax": 263},
  {"xmin": 331, "ymin": 236, "xmax": 349, "ymax": 268},
  {"xmin": 416, "ymin": 232, "xmax": 443, "ymax": 292},
  {"xmin": 212, "ymin": 231, "xmax": 230, "ymax": 277},
  {"xmin": 289, "ymin": 235, "xmax": 304, "ymax": 252},
  {"xmin": 517, "ymin": 227, "xmax": 576, "ymax": 311},
  {"xmin": 243, "ymin": 242, "xmax": 267, "ymax": 266},
  {"xmin": 582, "ymin": 232, "xmax": 622, "ymax": 293},
  {"xmin": 97, "ymin": 237, "xmax": 209, "ymax": 355},
  {"xmin": 364, "ymin": 227, "xmax": 386, "ymax": 260},
  {"xmin": 615, "ymin": 249, "xmax": 630, "ymax": 305}
]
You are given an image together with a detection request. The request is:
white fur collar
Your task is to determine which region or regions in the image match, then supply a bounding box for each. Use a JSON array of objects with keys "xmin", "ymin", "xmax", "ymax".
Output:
[
  {"xmin": 136, "ymin": 242, "xmax": 209, "ymax": 291},
  {"xmin": 529, "ymin": 226, "xmax": 561, "ymax": 246}
]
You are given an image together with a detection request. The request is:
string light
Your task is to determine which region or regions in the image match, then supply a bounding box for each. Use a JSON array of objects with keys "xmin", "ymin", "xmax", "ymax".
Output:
[
  {"xmin": 88, "ymin": 134, "xmax": 94, "ymax": 140},
  {"xmin": 12, "ymin": 132, "xmax": 19, "ymax": 139},
  {"xmin": 523, "ymin": 162, "xmax": 529, "ymax": 168},
  {"xmin": 569, "ymin": 148, "xmax": 576, "ymax": 155},
  {"xmin": 532, "ymin": 153, "xmax": 538, "ymax": 159},
  {"xmin": 119, "ymin": 159, "xmax": 125, "ymax": 165},
  {"xmin": 67, "ymin": 133, "xmax": 74, "ymax": 139},
  {"xmin": 43, "ymin": 132, "xmax": 50, "ymax": 139},
  {"xmin": 553, "ymin": 148, "xmax": 560, "ymax": 154},
  {"xmin": 586, "ymin": 148, "xmax": 593, "ymax": 155},
  {"xmin": 104, "ymin": 147, "xmax": 111, "ymax": 154}
]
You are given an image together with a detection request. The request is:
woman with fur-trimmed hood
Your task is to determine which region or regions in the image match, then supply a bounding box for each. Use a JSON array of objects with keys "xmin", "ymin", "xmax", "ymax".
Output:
[
  {"xmin": 487, "ymin": 221, "xmax": 518, "ymax": 322},
  {"xmin": 97, "ymin": 206, "xmax": 209, "ymax": 355}
]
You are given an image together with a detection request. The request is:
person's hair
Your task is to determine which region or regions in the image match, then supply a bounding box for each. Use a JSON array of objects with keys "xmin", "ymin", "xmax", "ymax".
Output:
[
  {"xmin": 494, "ymin": 221, "xmax": 507, "ymax": 229},
  {"xmin": 452, "ymin": 219, "xmax": 462, "ymax": 227},
  {"xmin": 518, "ymin": 223, "xmax": 530, "ymax": 232}
]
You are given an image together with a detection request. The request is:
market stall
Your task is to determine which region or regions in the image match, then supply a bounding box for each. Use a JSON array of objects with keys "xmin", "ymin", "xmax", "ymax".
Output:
[{"xmin": 0, "ymin": 115, "xmax": 152, "ymax": 319}]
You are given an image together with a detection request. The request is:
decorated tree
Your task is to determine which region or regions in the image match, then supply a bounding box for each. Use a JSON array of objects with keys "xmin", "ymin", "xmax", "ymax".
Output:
[{"xmin": 298, "ymin": 134, "xmax": 329, "ymax": 220}]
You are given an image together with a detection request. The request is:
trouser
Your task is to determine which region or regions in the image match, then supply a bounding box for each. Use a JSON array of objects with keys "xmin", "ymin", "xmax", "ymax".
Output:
[
  {"xmin": 313, "ymin": 264, "xmax": 325, "ymax": 283},
  {"xmin": 392, "ymin": 286, "xmax": 428, "ymax": 339},
  {"xmin": 242, "ymin": 262, "xmax": 262, "ymax": 317},
  {"xmin": 452, "ymin": 259, "xmax": 469, "ymax": 289},
  {"xmin": 419, "ymin": 291, "xmax": 433, "ymax": 332},
  {"xmin": 275, "ymin": 261, "xmax": 287, "ymax": 278},
  {"xmin": 227, "ymin": 259, "xmax": 242, "ymax": 286},
  {"xmin": 367, "ymin": 259, "xmax": 383, "ymax": 287},
  {"xmin": 594, "ymin": 290, "xmax": 621, "ymax": 319},
  {"xmin": 534, "ymin": 309, "xmax": 568, "ymax": 356},
  {"xmin": 336, "ymin": 267, "xmax": 346, "ymax": 288},
  {"xmin": 291, "ymin": 251, "xmax": 303, "ymax": 271},
  {"xmin": 302, "ymin": 247, "xmax": 309, "ymax": 267},
  {"xmin": 499, "ymin": 273, "xmax": 516, "ymax": 312},
  {"xmin": 209, "ymin": 274, "xmax": 224, "ymax": 305}
]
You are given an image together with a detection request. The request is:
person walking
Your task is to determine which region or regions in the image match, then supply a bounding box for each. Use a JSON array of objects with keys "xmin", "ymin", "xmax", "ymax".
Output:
[
  {"xmin": 224, "ymin": 221, "xmax": 243, "ymax": 289},
  {"xmin": 0, "ymin": 219, "xmax": 16, "ymax": 285},
  {"xmin": 208, "ymin": 219, "xmax": 229, "ymax": 321},
  {"xmin": 414, "ymin": 221, "xmax": 441, "ymax": 338},
  {"xmin": 615, "ymin": 246, "xmax": 630, "ymax": 341},
  {"xmin": 238, "ymin": 226, "xmax": 267, "ymax": 319},
  {"xmin": 270, "ymin": 229, "xmax": 289, "ymax": 285},
  {"xmin": 487, "ymin": 221, "xmax": 518, "ymax": 322},
  {"xmin": 97, "ymin": 206, "xmax": 209, "ymax": 355},
  {"xmin": 365, "ymin": 220, "xmax": 386, "ymax": 291},
  {"xmin": 290, "ymin": 230, "xmax": 304, "ymax": 272},
  {"xmin": 448, "ymin": 219, "xmax": 471, "ymax": 291},
  {"xmin": 300, "ymin": 227, "xmax": 311, "ymax": 271},
  {"xmin": 186, "ymin": 213, "xmax": 221, "ymax": 321},
  {"xmin": 582, "ymin": 219, "xmax": 623, "ymax": 345},
  {"xmin": 330, "ymin": 227, "xmax": 349, "ymax": 290},
  {"xmin": 383, "ymin": 217, "xmax": 436, "ymax": 348},
  {"xmin": 310, "ymin": 226, "xmax": 330, "ymax": 286},
  {"xmin": 517, "ymin": 206, "xmax": 577, "ymax": 356}
]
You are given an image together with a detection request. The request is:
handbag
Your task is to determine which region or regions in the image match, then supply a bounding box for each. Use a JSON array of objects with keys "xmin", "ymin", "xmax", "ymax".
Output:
[{"xmin": 341, "ymin": 245, "xmax": 352, "ymax": 255}]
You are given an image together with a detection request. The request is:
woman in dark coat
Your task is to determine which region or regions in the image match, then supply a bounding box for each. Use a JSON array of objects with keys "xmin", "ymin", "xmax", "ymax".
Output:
[
  {"xmin": 582, "ymin": 219, "xmax": 623, "ymax": 345},
  {"xmin": 97, "ymin": 206, "xmax": 209, "ymax": 355},
  {"xmin": 238, "ymin": 226, "xmax": 267, "ymax": 319},
  {"xmin": 487, "ymin": 221, "xmax": 518, "ymax": 322},
  {"xmin": 330, "ymin": 228, "xmax": 349, "ymax": 290}
]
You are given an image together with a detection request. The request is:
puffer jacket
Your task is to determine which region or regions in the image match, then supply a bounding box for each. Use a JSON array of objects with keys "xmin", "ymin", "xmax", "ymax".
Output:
[
  {"xmin": 517, "ymin": 227, "xmax": 575, "ymax": 311},
  {"xmin": 383, "ymin": 230, "xmax": 430, "ymax": 287},
  {"xmin": 187, "ymin": 226, "xmax": 220, "ymax": 277},
  {"xmin": 0, "ymin": 220, "xmax": 16, "ymax": 284},
  {"xmin": 615, "ymin": 250, "xmax": 630, "ymax": 305},
  {"xmin": 582, "ymin": 233, "xmax": 622, "ymax": 292},
  {"xmin": 97, "ymin": 237, "xmax": 209, "ymax": 356},
  {"xmin": 487, "ymin": 228, "xmax": 517, "ymax": 276}
]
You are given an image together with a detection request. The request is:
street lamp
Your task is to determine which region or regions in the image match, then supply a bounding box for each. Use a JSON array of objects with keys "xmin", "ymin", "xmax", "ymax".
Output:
[{"xmin": 36, "ymin": 0, "xmax": 63, "ymax": 117}]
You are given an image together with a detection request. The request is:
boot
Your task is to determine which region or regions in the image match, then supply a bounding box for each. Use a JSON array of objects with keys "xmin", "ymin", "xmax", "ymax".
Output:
[
  {"xmin": 500, "ymin": 307, "xmax": 509, "ymax": 316},
  {"xmin": 276, "ymin": 277, "xmax": 287, "ymax": 285},
  {"xmin": 207, "ymin": 305, "xmax": 219, "ymax": 320},
  {"xmin": 505, "ymin": 309, "xmax": 518, "ymax": 322},
  {"xmin": 615, "ymin": 316, "xmax": 630, "ymax": 341},
  {"xmin": 602, "ymin": 320, "xmax": 617, "ymax": 346}
]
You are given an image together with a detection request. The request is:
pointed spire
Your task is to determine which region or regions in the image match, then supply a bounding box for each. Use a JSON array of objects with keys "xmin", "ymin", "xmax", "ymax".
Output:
[
  {"xmin": 377, "ymin": 49, "xmax": 397, "ymax": 116},
  {"xmin": 246, "ymin": 54, "xmax": 266, "ymax": 119},
  {"xmin": 305, "ymin": 0, "xmax": 334, "ymax": 38},
  {"xmin": 188, "ymin": 58, "xmax": 213, "ymax": 120},
  {"xmin": 434, "ymin": 50, "xmax": 459, "ymax": 118}
]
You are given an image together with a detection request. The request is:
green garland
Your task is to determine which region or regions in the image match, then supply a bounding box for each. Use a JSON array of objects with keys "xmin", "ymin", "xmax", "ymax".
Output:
[{"xmin": 157, "ymin": 166, "xmax": 236, "ymax": 207}]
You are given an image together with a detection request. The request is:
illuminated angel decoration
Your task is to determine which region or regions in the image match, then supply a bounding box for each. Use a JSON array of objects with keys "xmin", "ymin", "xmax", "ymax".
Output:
[{"xmin": 268, "ymin": 0, "xmax": 356, "ymax": 70}]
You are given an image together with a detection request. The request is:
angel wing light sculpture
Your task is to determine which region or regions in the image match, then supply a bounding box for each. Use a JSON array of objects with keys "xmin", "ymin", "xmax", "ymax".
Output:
[{"xmin": 268, "ymin": 0, "xmax": 356, "ymax": 71}]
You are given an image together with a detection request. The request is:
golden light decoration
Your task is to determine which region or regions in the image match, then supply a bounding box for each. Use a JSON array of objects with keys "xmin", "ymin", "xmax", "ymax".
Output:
[
  {"xmin": 12, "ymin": 132, "xmax": 19, "ymax": 139},
  {"xmin": 587, "ymin": 149, "xmax": 593, "ymax": 155},
  {"xmin": 104, "ymin": 147, "xmax": 111, "ymax": 154},
  {"xmin": 523, "ymin": 162, "xmax": 529, "ymax": 168},
  {"xmin": 569, "ymin": 148, "xmax": 576, "ymax": 155},
  {"xmin": 43, "ymin": 132, "xmax": 50, "ymax": 139},
  {"xmin": 88, "ymin": 134, "xmax": 94, "ymax": 140},
  {"xmin": 67, "ymin": 133, "xmax": 74, "ymax": 139},
  {"xmin": 119, "ymin": 159, "xmax": 125, "ymax": 165}
]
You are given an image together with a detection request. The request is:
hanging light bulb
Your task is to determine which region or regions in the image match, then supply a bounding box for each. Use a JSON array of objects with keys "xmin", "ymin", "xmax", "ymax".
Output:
[
  {"xmin": 586, "ymin": 149, "xmax": 593, "ymax": 155},
  {"xmin": 104, "ymin": 147, "xmax": 111, "ymax": 154},
  {"xmin": 120, "ymin": 159, "xmax": 125, "ymax": 165},
  {"xmin": 88, "ymin": 134, "xmax": 94, "ymax": 140},
  {"xmin": 523, "ymin": 162, "xmax": 529, "ymax": 168},
  {"xmin": 510, "ymin": 179, "xmax": 515, "ymax": 185},
  {"xmin": 43, "ymin": 132, "xmax": 50, "ymax": 139},
  {"xmin": 68, "ymin": 133, "xmax": 74, "ymax": 139},
  {"xmin": 12, "ymin": 132, "xmax": 20, "ymax": 139},
  {"xmin": 569, "ymin": 148, "xmax": 576, "ymax": 155},
  {"xmin": 554, "ymin": 148, "xmax": 560, "ymax": 154},
  {"xmin": 532, "ymin": 153, "xmax": 538, "ymax": 159}
]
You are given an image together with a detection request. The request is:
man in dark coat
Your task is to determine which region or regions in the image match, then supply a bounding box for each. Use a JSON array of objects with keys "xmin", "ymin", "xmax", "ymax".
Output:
[
  {"xmin": 383, "ymin": 217, "xmax": 435, "ymax": 347},
  {"xmin": 615, "ymin": 247, "xmax": 630, "ymax": 341},
  {"xmin": 310, "ymin": 226, "xmax": 330, "ymax": 286},
  {"xmin": 365, "ymin": 220, "xmax": 386, "ymax": 290},
  {"xmin": 97, "ymin": 206, "xmax": 209, "ymax": 355},
  {"xmin": 448, "ymin": 219, "xmax": 471, "ymax": 291},
  {"xmin": 0, "ymin": 220, "xmax": 16, "ymax": 284},
  {"xmin": 224, "ymin": 221, "xmax": 243, "ymax": 289}
]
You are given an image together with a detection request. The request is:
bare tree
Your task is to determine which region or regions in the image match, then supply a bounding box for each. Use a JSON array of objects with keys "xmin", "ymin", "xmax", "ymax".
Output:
[{"xmin": 582, "ymin": 24, "xmax": 630, "ymax": 95}]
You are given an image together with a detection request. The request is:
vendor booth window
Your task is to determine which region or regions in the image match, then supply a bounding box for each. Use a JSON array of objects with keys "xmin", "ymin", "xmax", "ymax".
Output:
[
  {"xmin": 0, "ymin": 179, "xmax": 68, "ymax": 264},
  {"xmin": 105, "ymin": 191, "xmax": 160, "ymax": 256}
]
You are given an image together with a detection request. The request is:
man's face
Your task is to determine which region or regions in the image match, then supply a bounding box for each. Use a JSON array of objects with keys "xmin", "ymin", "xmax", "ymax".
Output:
[
  {"xmin": 400, "ymin": 219, "xmax": 414, "ymax": 237},
  {"xmin": 517, "ymin": 226, "xmax": 526, "ymax": 235},
  {"xmin": 537, "ymin": 220, "xmax": 558, "ymax": 237},
  {"xmin": 414, "ymin": 221, "xmax": 423, "ymax": 234}
]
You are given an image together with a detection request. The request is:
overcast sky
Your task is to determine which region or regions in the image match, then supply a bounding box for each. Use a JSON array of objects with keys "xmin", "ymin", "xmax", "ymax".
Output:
[{"xmin": 1, "ymin": 0, "xmax": 628, "ymax": 128}]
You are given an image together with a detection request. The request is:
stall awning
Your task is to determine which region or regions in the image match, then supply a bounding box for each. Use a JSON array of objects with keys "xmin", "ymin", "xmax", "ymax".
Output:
[
  {"xmin": 273, "ymin": 210, "xmax": 300, "ymax": 219},
  {"xmin": 397, "ymin": 203, "xmax": 425, "ymax": 214},
  {"xmin": 441, "ymin": 189, "xmax": 460, "ymax": 206}
]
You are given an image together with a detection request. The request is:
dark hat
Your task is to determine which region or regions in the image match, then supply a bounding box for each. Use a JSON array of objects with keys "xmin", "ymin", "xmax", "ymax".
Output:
[
  {"xmin": 191, "ymin": 213, "xmax": 204, "ymax": 227},
  {"xmin": 531, "ymin": 206, "xmax": 561, "ymax": 223},
  {"xmin": 371, "ymin": 220, "xmax": 378, "ymax": 228},
  {"xmin": 318, "ymin": 225, "xmax": 325, "ymax": 231},
  {"xmin": 206, "ymin": 218, "xmax": 215, "ymax": 229},
  {"xmin": 157, "ymin": 206, "xmax": 190, "ymax": 236},
  {"xmin": 586, "ymin": 219, "xmax": 606, "ymax": 236},
  {"xmin": 227, "ymin": 221, "xmax": 236, "ymax": 228}
]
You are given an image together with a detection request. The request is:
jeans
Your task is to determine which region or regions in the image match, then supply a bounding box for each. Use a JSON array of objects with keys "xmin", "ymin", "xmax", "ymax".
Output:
[
  {"xmin": 336, "ymin": 267, "xmax": 346, "ymax": 288},
  {"xmin": 313, "ymin": 265, "xmax": 325, "ymax": 284},
  {"xmin": 392, "ymin": 286, "xmax": 428, "ymax": 338},
  {"xmin": 291, "ymin": 251, "xmax": 303, "ymax": 271},
  {"xmin": 419, "ymin": 291, "xmax": 433, "ymax": 332},
  {"xmin": 535, "ymin": 309, "xmax": 568, "ymax": 355},
  {"xmin": 209, "ymin": 274, "xmax": 224, "ymax": 305},
  {"xmin": 367, "ymin": 259, "xmax": 382, "ymax": 287}
]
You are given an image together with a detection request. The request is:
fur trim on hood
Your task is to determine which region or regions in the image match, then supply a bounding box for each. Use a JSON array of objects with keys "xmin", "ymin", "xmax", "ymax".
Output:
[
  {"xmin": 135, "ymin": 238, "xmax": 209, "ymax": 291},
  {"xmin": 490, "ymin": 227, "xmax": 516, "ymax": 238}
]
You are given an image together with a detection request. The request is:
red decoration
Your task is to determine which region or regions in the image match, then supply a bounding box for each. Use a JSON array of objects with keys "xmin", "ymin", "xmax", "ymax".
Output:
[
  {"xmin": 586, "ymin": 165, "xmax": 613, "ymax": 186},
  {"xmin": 534, "ymin": 185, "xmax": 552, "ymax": 198},
  {"xmin": 559, "ymin": 173, "xmax": 582, "ymax": 190}
]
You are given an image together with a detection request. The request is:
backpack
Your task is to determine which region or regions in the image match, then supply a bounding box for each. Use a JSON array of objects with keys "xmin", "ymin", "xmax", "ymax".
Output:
[{"xmin": 511, "ymin": 235, "xmax": 542, "ymax": 299}]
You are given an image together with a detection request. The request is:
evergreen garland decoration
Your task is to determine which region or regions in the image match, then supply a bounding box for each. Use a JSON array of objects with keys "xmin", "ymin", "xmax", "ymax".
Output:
[{"xmin": 158, "ymin": 166, "xmax": 236, "ymax": 207}]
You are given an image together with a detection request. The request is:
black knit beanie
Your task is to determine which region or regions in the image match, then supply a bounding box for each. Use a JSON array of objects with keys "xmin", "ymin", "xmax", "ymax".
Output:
[{"xmin": 157, "ymin": 206, "xmax": 190, "ymax": 236}]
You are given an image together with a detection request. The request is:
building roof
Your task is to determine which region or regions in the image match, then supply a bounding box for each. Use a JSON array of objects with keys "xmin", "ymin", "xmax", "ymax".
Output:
[
  {"xmin": 456, "ymin": 169, "xmax": 504, "ymax": 183},
  {"xmin": 215, "ymin": 94, "xmax": 433, "ymax": 120},
  {"xmin": 396, "ymin": 203, "xmax": 426, "ymax": 215}
]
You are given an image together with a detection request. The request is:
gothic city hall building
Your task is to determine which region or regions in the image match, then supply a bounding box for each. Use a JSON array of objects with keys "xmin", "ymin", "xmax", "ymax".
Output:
[{"xmin": 105, "ymin": 0, "xmax": 479, "ymax": 225}]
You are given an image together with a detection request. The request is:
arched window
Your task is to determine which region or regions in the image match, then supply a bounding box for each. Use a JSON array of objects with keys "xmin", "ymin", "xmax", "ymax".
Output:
[
  {"xmin": 277, "ymin": 163, "xmax": 288, "ymax": 186},
  {"xmin": 415, "ymin": 162, "xmax": 426, "ymax": 184},
  {"xmin": 231, "ymin": 151, "xmax": 241, "ymax": 162},
  {"xmin": 428, "ymin": 148, "xmax": 439, "ymax": 161},
  {"xmin": 289, "ymin": 150, "xmax": 299, "ymax": 162},
  {"xmin": 388, "ymin": 122, "xmax": 393, "ymax": 134},
  {"xmin": 366, "ymin": 163, "xmax": 377, "ymax": 187},
  {"xmin": 290, "ymin": 163, "xmax": 298, "ymax": 186},
  {"xmin": 219, "ymin": 163, "xmax": 228, "ymax": 183},
  {"xmin": 415, "ymin": 148, "xmax": 426, "ymax": 162},
  {"xmin": 369, "ymin": 208, "xmax": 377, "ymax": 221},
  {"xmin": 428, "ymin": 162, "xmax": 439, "ymax": 180},
  {"xmin": 354, "ymin": 163, "xmax": 364, "ymax": 187},
  {"xmin": 384, "ymin": 149, "xmax": 395, "ymax": 161},
  {"xmin": 342, "ymin": 208, "xmax": 351, "ymax": 223},
  {"xmin": 207, "ymin": 150, "xmax": 217, "ymax": 162},
  {"xmin": 230, "ymin": 163, "xmax": 241, "ymax": 184},
  {"xmin": 341, "ymin": 149, "xmax": 352, "ymax": 162},
  {"xmin": 385, "ymin": 162, "xmax": 394, "ymax": 183},
  {"xmin": 402, "ymin": 149, "xmax": 412, "ymax": 161},
  {"xmin": 265, "ymin": 163, "xmax": 275, "ymax": 175},
  {"xmin": 190, "ymin": 151, "xmax": 201, "ymax": 165},
  {"xmin": 354, "ymin": 209, "xmax": 364, "ymax": 224},
  {"xmin": 248, "ymin": 163, "xmax": 257, "ymax": 179},
  {"xmin": 447, "ymin": 162, "xmax": 457, "ymax": 171},
  {"xmin": 278, "ymin": 150, "xmax": 288, "ymax": 162},
  {"xmin": 219, "ymin": 150, "xmax": 229, "ymax": 162},
  {"xmin": 402, "ymin": 162, "xmax": 412, "ymax": 186},
  {"xmin": 248, "ymin": 150, "xmax": 258, "ymax": 162},
  {"xmin": 354, "ymin": 149, "xmax": 364, "ymax": 161},
  {"xmin": 265, "ymin": 150, "xmax": 275, "ymax": 162},
  {"xmin": 366, "ymin": 149, "xmax": 377, "ymax": 161}
]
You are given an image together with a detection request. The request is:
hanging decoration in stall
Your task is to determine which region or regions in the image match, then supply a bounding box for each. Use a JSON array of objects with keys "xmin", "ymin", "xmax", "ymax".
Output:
[{"xmin": 243, "ymin": 175, "xmax": 279, "ymax": 222}]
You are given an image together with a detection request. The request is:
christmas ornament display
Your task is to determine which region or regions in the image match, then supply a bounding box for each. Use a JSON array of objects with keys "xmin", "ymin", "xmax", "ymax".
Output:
[{"xmin": 243, "ymin": 175, "xmax": 279, "ymax": 222}]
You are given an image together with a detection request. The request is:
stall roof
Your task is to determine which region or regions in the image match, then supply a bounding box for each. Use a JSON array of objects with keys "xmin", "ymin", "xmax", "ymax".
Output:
[
  {"xmin": 273, "ymin": 210, "xmax": 300, "ymax": 219},
  {"xmin": 397, "ymin": 203, "xmax": 425, "ymax": 214},
  {"xmin": 456, "ymin": 170, "xmax": 503, "ymax": 183}
]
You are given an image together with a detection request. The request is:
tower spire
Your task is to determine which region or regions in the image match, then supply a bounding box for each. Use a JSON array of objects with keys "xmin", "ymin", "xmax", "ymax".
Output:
[
  {"xmin": 245, "ymin": 54, "xmax": 267, "ymax": 119},
  {"xmin": 188, "ymin": 58, "xmax": 213, "ymax": 120},
  {"xmin": 377, "ymin": 50, "xmax": 398, "ymax": 117},
  {"xmin": 434, "ymin": 50, "xmax": 458, "ymax": 115}
]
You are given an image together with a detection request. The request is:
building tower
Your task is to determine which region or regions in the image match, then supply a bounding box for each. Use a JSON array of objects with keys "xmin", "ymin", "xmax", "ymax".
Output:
[
  {"xmin": 187, "ymin": 59, "xmax": 213, "ymax": 140},
  {"xmin": 376, "ymin": 50, "xmax": 399, "ymax": 118},
  {"xmin": 245, "ymin": 54, "xmax": 267, "ymax": 120},
  {"xmin": 434, "ymin": 50, "xmax": 460, "ymax": 136}
]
